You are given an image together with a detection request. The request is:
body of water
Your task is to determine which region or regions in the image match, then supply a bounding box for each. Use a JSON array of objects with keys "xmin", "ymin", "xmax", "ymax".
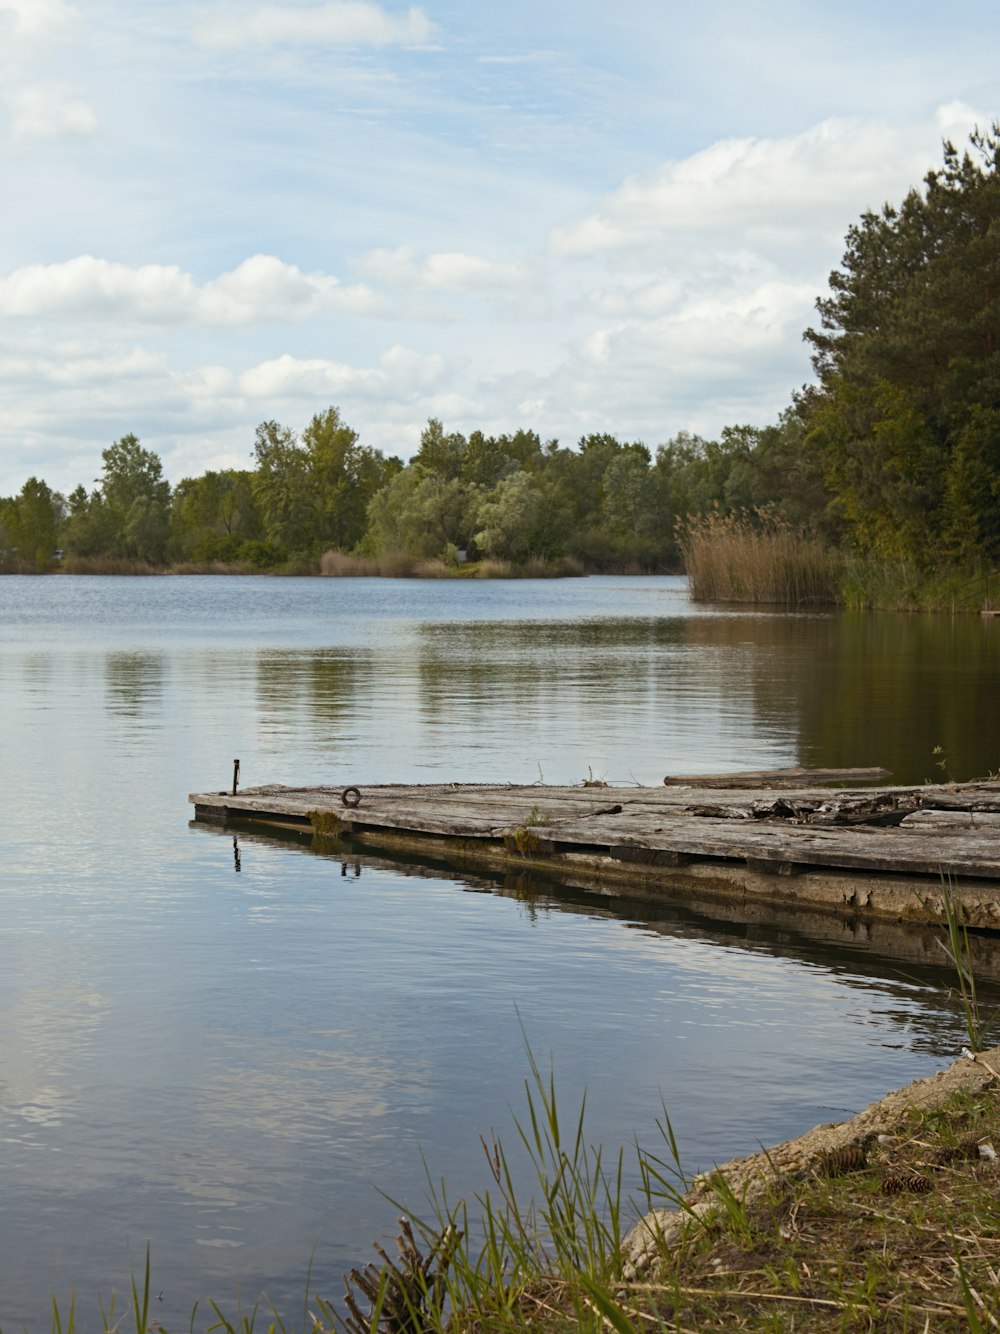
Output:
[{"xmin": 1, "ymin": 574, "xmax": 998, "ymax": 1327}]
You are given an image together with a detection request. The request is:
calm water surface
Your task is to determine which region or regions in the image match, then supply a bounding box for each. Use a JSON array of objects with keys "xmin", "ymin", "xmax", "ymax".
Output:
[{"xmin": 1, "ymin": 575, "xmax": 998, "ymax": 1328}]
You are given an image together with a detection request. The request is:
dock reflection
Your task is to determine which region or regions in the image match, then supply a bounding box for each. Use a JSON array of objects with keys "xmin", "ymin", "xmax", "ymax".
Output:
[{"xmin": 196, "ymin": 818, "xmax": 1000, "ymax": 1057}]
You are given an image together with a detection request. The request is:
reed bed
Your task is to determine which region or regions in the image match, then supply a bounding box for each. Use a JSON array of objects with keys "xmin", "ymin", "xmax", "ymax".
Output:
[
  {"xmin": 166, "ymin": 560, "xmax": 259, "ymax": 575},
  {"xmin": 318, "ymin": 551, "xmax": 586, "ymax": 579},
  {"xmin": 679, "ymin": 510, "xmax": 843, "ymax": 605},
  {"xmin": 61, "ymin": 555, "xmax": 165, "ymax": 575},
  {"xmin": 319, "ymin": 551, "xmax": 425, "ymax": 577}
]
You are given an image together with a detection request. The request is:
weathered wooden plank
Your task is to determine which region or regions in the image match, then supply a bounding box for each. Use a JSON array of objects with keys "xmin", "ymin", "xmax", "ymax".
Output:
[
  {"xmin": 535, "ymin": 812, "xmax": 1000, "ymax": 878},
  {"xmin": 195, "ymin": 785, "xmax": 632, "ymax": 830},
  {"xmin": 917, "ymin": 791, "xmax": 1000, "ymax": 813},
  {"xmin": 662, "ymin": 766, "xmax": 893, "ymax": 788},
  {"xmin": 902, "ymin": 810, "xmax": 1000, "ymax": 830}
]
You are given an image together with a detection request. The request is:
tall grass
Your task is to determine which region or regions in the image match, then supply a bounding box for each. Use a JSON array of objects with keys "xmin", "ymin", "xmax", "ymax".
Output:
[
  {"xmin": 335, "ymin": 1043, "xmax": 637, "ymax": 1332},
  {"xmin": 933, "ymin": 877, "xmax": 989, "ymax": 1052},
  {"xmin": 679, "ymin": 509, "xmax": 843, "ymax": 605},
  {"xmin": 36, "ymin": 1037, "xmax": 1000, "ymax": 1332},
  {"xmin": 841, "ymin": 557, "xmax": 998, "ymax": 612},
  {"xmin": 167, "ymin": 560, "xmax": 259, "ymax": 575}
]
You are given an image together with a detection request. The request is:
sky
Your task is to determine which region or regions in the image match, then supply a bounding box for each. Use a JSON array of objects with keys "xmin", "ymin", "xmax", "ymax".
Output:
[{"xmin": 1, "ymin": 0, "xmax": 998, "ymax": 495}]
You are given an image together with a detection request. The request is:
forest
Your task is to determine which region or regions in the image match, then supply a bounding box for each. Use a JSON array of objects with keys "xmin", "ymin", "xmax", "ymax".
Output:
[
  {"xmin": 0, "ymin": 411, "xmax": 820, "ymax": 575},
  {"xmin": 2, "ymin": 126, "xmax": 998, "ymax": 593}
]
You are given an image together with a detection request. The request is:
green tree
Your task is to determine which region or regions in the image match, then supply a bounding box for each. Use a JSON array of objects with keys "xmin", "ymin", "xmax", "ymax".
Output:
[
  {"xmin": 364, "ymin": 464, "xmax": 478, "ymax": 558},
  {"xmin": 302, "ymin": 407, "xmax": 395, "ymax": 552},
  {"xmin": 741, "ymin": 404, "xmax": 836, "ymax": 533},
  {"xmin": 62, "ymin": 484, "xmax": 115, "ymax": 558},
  {"xmin": 473, "ymin": 471, "xmax": 544, "ymax": 561},
  {"xmin": 169, "ymin": 469, "xmax": 261, "ymax": 562},
  {"xmin": 804, "ymin": 125, "xmax": 1000, "ymax": 560},
  {"xmin": 601, "ymin": 448, "xmax": 653, "ymax": 538},
  {"xmin": 413, "ymin": 418, "xmax": 467, "ymax": 480},
  {"xmin": 252, "ymin": 420, "xmax": 311, "ymax": 556},
  {"xmin": 940, "ymin": 406, "xmax": 1000, "ymax": 561},
  {"xmin": 100, "ymin": 433, "xmax": 171, "ymax": 562},
  {"xmin": 2, "ymin": 477, "xmax": 65, "ymax": 569},
  {"xmin": 461, "ymin": 431, "xmax": 520, "ymax": 489},
  {"xmin": 253, "ymin": 409, "xmax": 398, "ymax": 559},
  {"xmin": 0, "ymin": 496, "xmax": 13, "ymax": 567}
]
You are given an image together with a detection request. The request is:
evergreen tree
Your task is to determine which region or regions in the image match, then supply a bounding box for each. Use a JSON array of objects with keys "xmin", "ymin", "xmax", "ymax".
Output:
[
  {"xmin": 0, "ymin": 477, "xmax": 65, "ymax": 569},
  {"xmin": 804, "ymin": 125, "xmax": 1000, "ymax": 560}
]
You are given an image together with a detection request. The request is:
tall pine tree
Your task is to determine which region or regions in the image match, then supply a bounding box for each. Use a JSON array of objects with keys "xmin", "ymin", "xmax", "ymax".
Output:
[{"xmin": 804, "ymin": 126, "xmax": 1000, "ymax": 560}]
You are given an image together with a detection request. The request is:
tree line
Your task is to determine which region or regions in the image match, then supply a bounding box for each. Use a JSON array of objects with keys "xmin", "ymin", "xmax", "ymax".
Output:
[
  {"xmin": 0, "ymin": 408, "xmax": 822, "ymax": 573},
  {"xmin": 3, "ymin": 125, "xmax": 998, "ymax": 576}
]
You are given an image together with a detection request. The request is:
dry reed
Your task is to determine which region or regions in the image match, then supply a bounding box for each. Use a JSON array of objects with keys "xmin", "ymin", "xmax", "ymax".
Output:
[
  {"xmin": 62, "ymin": 555, "xmax": 164, "ymax": 575},
  {"xmin": 319, "ymin": 550, "xmax": 424, "ymax": 577},
  {"xmin": 319, "ymin": 550, "xmax": 587, "ymax": 579},
  {"xmin": 679, "ymin": 509, "xmax": 843, "ymax": 605}
]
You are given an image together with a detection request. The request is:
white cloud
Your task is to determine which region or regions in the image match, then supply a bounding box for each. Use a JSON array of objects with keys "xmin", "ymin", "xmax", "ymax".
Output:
[
  {"xmin": 240, "ymin": 345, "xmax": 446, "ymax": 399},
  {"xmin": 0, "ymin": 255, "xmax": 386, "ymax": 324},
  {"xmin": 5, "ymin": 83, "xmax": 99, "ymax": 141},
  {"xmin": 586, "ymin": 279, "xmax": 682, "ymax": 318},
  {"xmin": 0, "ymin": 0, "xmax": 77, "ymax": 41},
  {"xmin": 199, "ymin": 255, "xmax": 386, "ymax": 320},
  {"xmin": 195, "ymin": 1, "xmax": 435, "ymax": 49},
  {"xmin": 576, "ymin": 278, "xmax": 816, "ymax": 375},
  {"xmin": 358, "ymin": 245, "xmax": 529, "ymax": 293},
  {"xmin": 240, "ymin": 354, "xmax": 382, "ymax": 398},
  {"xmin": 516, "ymin": 279, "xmax": 817, "ymax": 440},
  {"xmin": 550, "ymin": 109, "xmax": 985, "ymax": 260},
  {"xmin": 475, "ymin": 52, "xmax": 554, "ymax": 66},
  {"xmin": 0, "ymin": 342, "xmax": 166, "ymax": 389}
]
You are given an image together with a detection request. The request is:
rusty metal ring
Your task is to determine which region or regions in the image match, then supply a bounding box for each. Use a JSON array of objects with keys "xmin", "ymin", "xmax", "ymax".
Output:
[{"xmin": 342, "ymin": 786, "xmax": 362, "ymax": 808}]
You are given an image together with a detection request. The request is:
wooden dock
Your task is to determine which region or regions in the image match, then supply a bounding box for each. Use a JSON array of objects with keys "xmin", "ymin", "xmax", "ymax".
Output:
[{"xmin": 189, "ymin": 774, "xmax": 1000, "ymax": 929}]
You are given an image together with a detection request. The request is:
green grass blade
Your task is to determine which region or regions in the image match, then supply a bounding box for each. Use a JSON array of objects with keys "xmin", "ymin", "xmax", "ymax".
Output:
[{"xmin": 577, "ymin": 1276, "xmax": 639, "ymax": 1334}]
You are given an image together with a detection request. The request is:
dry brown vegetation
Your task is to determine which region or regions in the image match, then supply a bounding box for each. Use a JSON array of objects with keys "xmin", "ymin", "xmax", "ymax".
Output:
[
  {"xmin": 318, "ymin": 551, "xmax": 587, "ymax": 579},
  {"xmin": 61, "ymin": 554, "xmax": 165, "ymax": 575},
  {"xmin": 680, "ymin": 510, "xmax": 843, "ymax": 606},
  {"xmin": 319, "ymin": 550, "xmax": 427, "ymax": 576}
]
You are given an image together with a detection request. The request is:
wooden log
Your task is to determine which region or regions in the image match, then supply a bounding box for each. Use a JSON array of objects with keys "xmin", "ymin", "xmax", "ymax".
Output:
[{"xmin": 663, "ymin": 766, "xmax": 892, "ymax": 788}]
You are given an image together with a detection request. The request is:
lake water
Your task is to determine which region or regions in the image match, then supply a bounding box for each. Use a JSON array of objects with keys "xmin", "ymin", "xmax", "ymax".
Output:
[{"xmin": 1, "ymin": 574, "xmax": 998, "ymax": 1328}]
